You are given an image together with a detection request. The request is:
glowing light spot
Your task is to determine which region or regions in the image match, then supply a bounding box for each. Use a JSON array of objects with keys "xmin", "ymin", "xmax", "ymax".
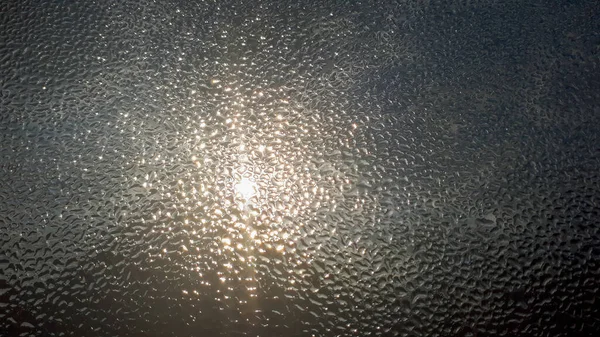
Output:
[{"xmin": 235, "ymin": 178, "xmax": 256, "ymax": 200}]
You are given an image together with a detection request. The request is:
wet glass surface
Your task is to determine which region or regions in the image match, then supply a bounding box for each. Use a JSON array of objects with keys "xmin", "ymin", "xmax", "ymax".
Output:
[{"xmin": 1, "ymin": 1, "xmax": 600, "ymax": 336}]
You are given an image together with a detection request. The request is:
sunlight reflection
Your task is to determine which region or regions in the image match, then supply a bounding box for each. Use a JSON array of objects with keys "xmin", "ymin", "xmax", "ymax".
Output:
[
  {"xmin": 234, "ymin": 177, "xmax": 256, "ymax": 201},
  {"xmin": 147, "ymin": 77, "xmax": 358, "ymax": 302}
]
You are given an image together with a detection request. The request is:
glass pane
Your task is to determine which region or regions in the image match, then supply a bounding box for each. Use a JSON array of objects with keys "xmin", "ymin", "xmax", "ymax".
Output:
[{"xmin": 1, "ymin": 1, "xmax": 599, "ymax": 336}]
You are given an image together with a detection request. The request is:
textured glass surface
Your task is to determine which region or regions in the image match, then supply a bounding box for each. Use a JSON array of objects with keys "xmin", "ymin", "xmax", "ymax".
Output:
[{"xmin": 1, "ymin": 1, "xmax": 600, "ymax": 336}]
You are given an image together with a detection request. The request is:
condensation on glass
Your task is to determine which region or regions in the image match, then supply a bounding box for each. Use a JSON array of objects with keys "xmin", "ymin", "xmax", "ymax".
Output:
[{"xmin": 1, "ymin": 1, "xmax": 599, "ymax": 336}]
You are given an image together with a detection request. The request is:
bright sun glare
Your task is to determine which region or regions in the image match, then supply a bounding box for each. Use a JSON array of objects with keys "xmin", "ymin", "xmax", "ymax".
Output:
[{"xmin": 234, "ymin": 178, "xmax": 256, "ymax": 201}]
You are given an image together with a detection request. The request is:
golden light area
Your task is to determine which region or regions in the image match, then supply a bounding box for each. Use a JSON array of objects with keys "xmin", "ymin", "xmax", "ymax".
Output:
[{"xmin": 138, "ymin": 76, "xmax": 359, "ymax": 305}]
